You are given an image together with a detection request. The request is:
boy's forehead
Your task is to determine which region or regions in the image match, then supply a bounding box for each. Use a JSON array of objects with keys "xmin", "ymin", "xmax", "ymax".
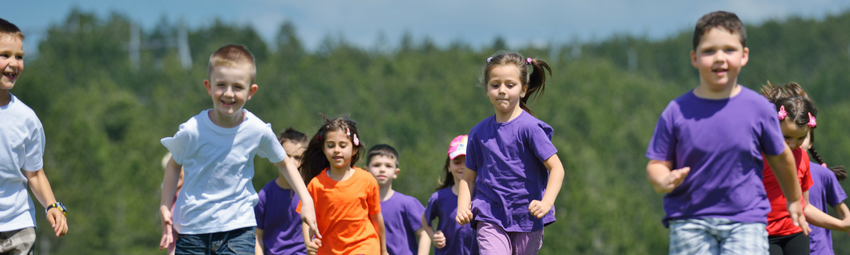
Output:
[
  {"xmin": 0, "ymin": 36, "xmax": 23, "ymax": 50},
  {"xmin": 209, "ymin": 65, "xmax": 253, "ymax": 81},
  {"xmin": 370, "ymin": 154, "xmax": 397, "ymax": 164},
  {"xmin": 698, "ymin": 27, "xmax": 743, "ymax": 46}
]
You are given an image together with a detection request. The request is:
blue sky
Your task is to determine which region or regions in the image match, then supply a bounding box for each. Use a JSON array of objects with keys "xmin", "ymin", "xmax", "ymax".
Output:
[{"xmin": 8, "ymin": 0, "xmax": 850, "ymax": 51}]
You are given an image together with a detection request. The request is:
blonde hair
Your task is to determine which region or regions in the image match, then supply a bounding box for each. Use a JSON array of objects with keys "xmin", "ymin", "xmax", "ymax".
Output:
[{"xmin": 207, "ymin": 44, "xmax": 257, "ymax": 84}]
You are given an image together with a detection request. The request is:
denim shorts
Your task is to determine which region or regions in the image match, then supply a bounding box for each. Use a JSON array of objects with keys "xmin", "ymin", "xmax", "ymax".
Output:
[
  {"xmin": 175, "ymin": 227, "xmax": 256, "ymax": 255},
  {"xmin": 669, "ymin": 218, "xmax": 768, "ymax": 255}
]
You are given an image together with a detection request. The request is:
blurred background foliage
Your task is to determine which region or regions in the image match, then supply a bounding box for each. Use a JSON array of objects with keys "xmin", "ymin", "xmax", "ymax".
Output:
[{"xmin": 14, "ymin": 8, "xmax": 850, "ymax": 254}]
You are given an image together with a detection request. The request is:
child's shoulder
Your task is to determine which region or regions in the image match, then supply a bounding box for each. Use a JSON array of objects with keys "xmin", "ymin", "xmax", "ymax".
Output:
[
  {"xmin": 430, "ymin": 187, "xmax": 455, "ymax": 199},
  {"xmin": 390, "ymin": 192, "xmax": 422, "ymax": 205},
  {"xmin": 4, "ymin": 94, "xmax": 40, "ymax": 121}
]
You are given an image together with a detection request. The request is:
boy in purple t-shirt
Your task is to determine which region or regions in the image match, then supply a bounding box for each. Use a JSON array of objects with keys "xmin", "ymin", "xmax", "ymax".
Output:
[
  {"xmin": 365, "ymin": 144, "xmax": 429, "ymax": 255},
  {"xmin": 645, "ymin": 11, "xmax": 808, "ymax": 255},
  {"xmin": 254, "ymin": 128, "xmax": 309, "ymax": 255}
]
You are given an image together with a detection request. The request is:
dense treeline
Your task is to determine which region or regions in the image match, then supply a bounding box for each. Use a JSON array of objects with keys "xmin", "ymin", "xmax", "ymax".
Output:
[{"xmin": 13, "ymin": 8, "xmax": 850, "ymax": 254}]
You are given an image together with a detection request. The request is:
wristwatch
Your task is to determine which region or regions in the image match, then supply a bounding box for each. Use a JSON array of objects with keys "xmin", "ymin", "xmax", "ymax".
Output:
[{"xmin": 46, "ymin": 202, "xmax": 67, "ymax": 215}]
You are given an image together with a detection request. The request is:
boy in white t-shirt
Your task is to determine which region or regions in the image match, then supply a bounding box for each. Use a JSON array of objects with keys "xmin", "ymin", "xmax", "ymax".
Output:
[
  {"xmin": 158, "ymin": 44, "xmax": 318, "ymax": 254},
  {"xmin": 0, "ymin": 18, "xmax": 68, "ymax": 255}
]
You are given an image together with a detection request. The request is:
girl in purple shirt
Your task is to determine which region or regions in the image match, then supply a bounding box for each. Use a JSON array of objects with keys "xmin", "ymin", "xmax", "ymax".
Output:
[
  {"xmin": 456, "ymin": 52, "xmax": 565, "ymax": 254},
  {"xmin": 423, "ymin": 135, "xmax": 477, "ymax": 255}
]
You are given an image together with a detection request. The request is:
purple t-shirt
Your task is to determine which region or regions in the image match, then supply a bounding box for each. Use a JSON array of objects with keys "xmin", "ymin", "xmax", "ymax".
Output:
[
  {"xmin": 381, "ymin": 192, "xmax": 425, "ymax": 255},
  {"xmin": 254, "ymin": 180, "xmax": 305, "ymax": 255},
  {"xmin": 646, "ymin": 87, "xmax": 786, "ymax": 227},
  {"xmin": 808, "ymin": 161, "xmax": 847, "ymax": 255},
  {"xmin": 425, "ymin": 188, "xmax": 477, "ymax": 255},
  {"xmin": 465, "ymin": 111, "xmax": 558, "ymax": 232}
]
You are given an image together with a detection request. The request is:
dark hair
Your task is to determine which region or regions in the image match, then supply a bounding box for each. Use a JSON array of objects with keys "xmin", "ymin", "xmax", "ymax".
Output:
[
  {"xmin": 366, "ymin": 144, "xmax": 399, "ymax": 167},
  {"xmin": 761, "ymin": 82, "xmax": 816, "ymax": 128},
  {"xmin": 298, "ymin": 115, "xmax": 364, "ymax": 185},
  {"xmin": 436, "ymin": 157, "xmax": 454, "ymax": 191},
  {"xmin": 0, "ymin": 18, "xmax": 24, "ymax": 41},
  {"xmin": 481, "ymin": 52, "xmax": 552, "ymax": 117},
  {"xmin": 693, "ymin": 11, "xmax": 746, "ymax": 50},
  {"xmin": 278, "ymin": 127, "xmax": 308, "ymax": 145},
  {"xmin": 208, "ymin": 44, "xmax": 257, "ymax": 84},
  {"xmin": 808, "ymin": 130, "xmax": 847, "ymax": 181}
]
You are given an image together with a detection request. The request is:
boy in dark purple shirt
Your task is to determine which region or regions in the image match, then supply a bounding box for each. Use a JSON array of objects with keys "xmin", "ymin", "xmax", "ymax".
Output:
[
  {"xmin": 645, "ymin": 11, "xmax": 807, "ymax": 255},
  {"xmin": 365, "ymin": 144, "xmax": 429, "ymax": 255},
  {"xmin": 254, "ymin": 128, "xmax": 308, "ymax": 255}
]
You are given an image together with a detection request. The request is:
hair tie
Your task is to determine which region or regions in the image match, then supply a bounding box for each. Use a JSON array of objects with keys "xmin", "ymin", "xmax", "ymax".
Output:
[
  {"xmin": 486, "ymin": 57, "xmax": 493, "ymax": 63},
  {"xmin": 526, "ymin": 58, "xmax": 532, "ymax": 65},
  {"xmin": 777, "ymin": 105, "xmax": 787, "ymax": 120},
  {"xmin": 808, "ymin": 112, "xmax": 817, "ymax": 127},
  {"xmin": 353, "ymin": 134, "xmax": 360, "ymax": 146},
  {"xmin": 822, "ymin": 163, "xmax": 828, "ymax": 167}
]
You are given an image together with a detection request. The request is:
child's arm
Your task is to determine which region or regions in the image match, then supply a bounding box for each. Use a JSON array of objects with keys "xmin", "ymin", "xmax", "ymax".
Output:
[
  {"xmin": 24, "ymin": 169, "xmax": 68, "ymax": 237},
  {"xmin": 302, "ymin": 222, "xmax": 320, "ymax": 255},
  {"xmin": 274, "ymin": 157, "xmax": 320, "ymax": 238},
  {"xmin": 646, "ymin": 160, "xmax": 691, "ymax": 194},
  {"xmin": 159, "ymin": 157, "xmax": 181, "ymax": 249},
  {"xmin": 834, "ymin": 202, "xmax": 849, "ymax": 220},
  {"xmin": 255, "ymin": 228, "xmax": 264, "ymax": 255},
  {"xmin": 529, "ymin": 154, "xmax": 565, "ymax": 218},
  {"xmin": 370, "ymin": 213, "xmax": 389, "ymax": 255},
  {"xmin": 803, "ymin": 191, "xmax": 850, "ymax": 232},
  {"xmin": 456, "ymin": 169, "xmax": 477, "ymax": 225},
  {"xmin": 764, "ymin": 146, "xmax": 810, "ymax": 235},
  {"xmin": 421, "ymin": 213, "xmax": 445, "ymax": 249},
  {"xmin": 415, "ymin": 226, "xmax": 431, "ymax": 255}
]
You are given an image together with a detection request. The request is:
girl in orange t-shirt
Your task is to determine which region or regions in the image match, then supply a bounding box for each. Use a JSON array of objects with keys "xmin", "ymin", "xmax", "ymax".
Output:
[{"xmin": 297, "ymin": 116, "xmax": 388, "ymax": 255}]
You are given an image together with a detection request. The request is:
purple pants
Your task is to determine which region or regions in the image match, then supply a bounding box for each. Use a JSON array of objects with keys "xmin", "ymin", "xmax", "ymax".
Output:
[{"xmin": 476, "ymin": 221, "xmax": 544, "ymax": 255}]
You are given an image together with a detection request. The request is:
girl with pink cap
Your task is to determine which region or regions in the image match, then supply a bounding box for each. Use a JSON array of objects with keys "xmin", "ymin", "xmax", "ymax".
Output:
[{"xmin": 422, "ymin": 135, "xmax": 477, "ymax": 255}]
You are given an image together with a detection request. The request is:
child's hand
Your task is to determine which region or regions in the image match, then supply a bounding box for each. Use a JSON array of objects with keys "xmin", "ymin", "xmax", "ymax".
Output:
[
  {"xmin": 528, "ymin": 200, "xmax": 553, "ymax": 219},
  {"xmin": 658, "ymin": 167, "xmax": 690, "ymax": 193},
  {"xmin": 299, "ymin": 203, "xmax": 322, "ymax": 239},
  {"xmin": 46, "ymin": 208, "xmax": 68, "ymax": 237},
  {"xmin": 159, "ymin": 207, "xmax": 174, "ymax": 250},
  {"xmin": 306, "ymin": 238, "xmax": 321, "ymax": 255},
  {"xmin": 433, "ymin": 230, "xmax": 446, "ymax": 248},
  {"xmin": 456, "ymin": 207, "xmax": 473, "ymax": 226},
  {"xmin": 786, "ymin": 201, "xmax": 810, "ymax": 235}
]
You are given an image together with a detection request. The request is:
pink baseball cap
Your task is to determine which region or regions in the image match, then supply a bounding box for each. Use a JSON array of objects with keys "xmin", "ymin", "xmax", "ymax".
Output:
[{"xmin": 448, "ymin": 135, "xmax": 468, "ymax": 160}]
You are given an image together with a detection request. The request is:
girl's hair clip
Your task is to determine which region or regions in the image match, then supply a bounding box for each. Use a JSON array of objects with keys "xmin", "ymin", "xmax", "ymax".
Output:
[
  {"xmin": 526, "ymin": 58, "xmax": 532, "ymax": 65},
  {"xmin": 486, "ymin": 57, "xmax": 493, "ymax": 63},
  {"xmin": 317, "ymin": 135, "xmax": 323, "ymax": 141},
  {"xmin": 353, "ymin": 134, "xmax": 360, "ymax": 146},
  {"xmin": 822, "ymin": 163, "xmax": 828, "ymax": 167},
  {"xmin": 778, "ymin": 105, "xmax": 787, "ymax": 120},
  {"xmin": 346, "ymin": 127, "xmax": 351, "ymax": 137},
  {"xmin": 808, "ymin": 112, "xmax": 817, "ymax": 127}
]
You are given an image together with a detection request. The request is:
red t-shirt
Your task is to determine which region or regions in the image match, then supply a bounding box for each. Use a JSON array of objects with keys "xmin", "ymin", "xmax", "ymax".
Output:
[
  {"xmin": 762, "ymin": 147, "xmax": 813, "ymax": 236},
  {"xmin": 297, "ymin": 167, "xmax": 381, "ymax": 255}
]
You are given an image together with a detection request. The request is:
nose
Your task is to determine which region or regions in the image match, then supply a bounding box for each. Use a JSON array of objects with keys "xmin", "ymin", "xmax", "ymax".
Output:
[
  {"xmin": 498, "ymin": 84, "xmax": 507, "ymax": 94},
  {"xmin": 223, "ymin": 86, "xmax": 234, "ymax": 97},
  {"xmin": 713, "ymin": 52, "xmax": 726, "ymax": 63}
]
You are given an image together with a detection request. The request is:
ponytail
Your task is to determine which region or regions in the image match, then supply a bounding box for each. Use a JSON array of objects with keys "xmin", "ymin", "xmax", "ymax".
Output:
[
  {"xmin": 435, "ymin": 157, "xmax": 454, "ymax": 191},
  {"xmin": 808, "ymin": 130, "xmax": 847, "ymax": 181},
  {"xmin": 482, "ymin": 52, "xmax": 552, "ymax": 117}
]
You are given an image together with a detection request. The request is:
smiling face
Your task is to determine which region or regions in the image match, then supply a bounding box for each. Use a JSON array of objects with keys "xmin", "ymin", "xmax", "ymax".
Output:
[
  {"xmin": 780, "ymin": 119, "xmax": 810, "ymax": 150},
  {"xmin": 448, "ymin": 155, "xmax": 466, "ymax": 183},
  {"xmin": 691, "ymin": 28, "xmax": 749, "ymax": 93},
  {"xmin": 487, "ymin": 65, "xmax": 527, "ymax": 117},
  {"xmin": 367, "ymin": 155, "xmax": 399, "ymax": 187},
  {"xmin": 322, "ymin": 129, "xmax": 357, "ymax": 171},
  {"xmin": 0, "ymin": 36, "xmax": 23, "ymax": 93},
  {"xmin": 204, "ymin": 66, "xmax": 257, "ymax": 125}
]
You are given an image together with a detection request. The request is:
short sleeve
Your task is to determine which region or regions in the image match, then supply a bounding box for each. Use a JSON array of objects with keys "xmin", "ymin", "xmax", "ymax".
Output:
[
  {"xmin": 424, "ymin": 192, "xmax": 439, "ymax": 227},
  {"xmin": 527, "ymin": 122, "xmax": 557, "ymax": 162},
  {"xmin": 22, "ymin": 119, "xmax": 45, "ymax": 171},
  {"xmin": 406, "ymin": 197, "xmax": 425, "ymax": 230},
  {"xmin": 465, "ymin": 131, "xmax": 478, "ymax": 171},
  {"xmin": 256, "ymin": 123, "xmax": 287, "ymax": 163},
  {"xmin": 368, "ymin": 178, "xmax": 381, "ymax": 215},
  {"xmin": 759, "ymin": 103, "xmax": 786, "ymax": 156},
  {"xmin": 254, "ymin": 188, "xmax": 267, "ymax": 230},
  {"xmin": 161, "ymin": 123, "xmax": 191, "ymax": 165},
  {"xmin": 825, "ymin": 171, "xmax": 848, "ymax": 207},
  {"xmin": 646, "ymin": 104, "xmax": 676, "ymax": 162}
]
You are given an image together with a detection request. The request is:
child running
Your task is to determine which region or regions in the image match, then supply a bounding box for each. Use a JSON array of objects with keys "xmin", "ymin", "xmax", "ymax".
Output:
[
  {"xmin": 802, "ymin": 114, "xmax": 849, "ymax": 255},
  {"xmin": 645, "ymin": 11, "xmax": 807, "ymax": 255},
  {"xmin": 364, "ymin": 144, "xmax": 429, "ymax": 255},
  {"xmin": 255, "ymin": 128, "xmax": 310, "ymax": 255},
  {"xmin": 160, "ymin": 152, "xmax": 183, "ymax": 255},
  {"xmin": 759, "ymin": 82, "xmax": 850, "ymax": 255},
  {"xmin": 159, "ymin": 44, "xmax": 318, "ymax": 254},
  {"xmin": 423, "ymin": 135, "xmax": 477, "ymax": 255},
  {"xmin": 0, "ymin": 18, "xmax": 68, "ymax": 255},
  {"xmin": 297, "ymin": 116, "xmax": 388, "ymax": 255},
  {"xmin": 456, "ymin": 52, "xmax": 565, "ymax": 254}
]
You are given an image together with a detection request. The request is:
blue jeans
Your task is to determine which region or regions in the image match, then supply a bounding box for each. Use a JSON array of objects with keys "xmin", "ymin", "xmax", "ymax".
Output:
[
  {"xmin": 175, "ymin": 227, "xmax": 256, "ymax": 255},
  {"xmin": 669, "ymin": 218, "xmax": 768, "ymax": 255}
]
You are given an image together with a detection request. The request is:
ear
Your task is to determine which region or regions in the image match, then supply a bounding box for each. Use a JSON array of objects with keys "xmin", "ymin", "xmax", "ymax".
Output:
[
  {"xmin": 393, "ymin": 168, "xmax": 400, "ymax": 179},
  {"xmin": 690, "ymin": 50, "xmax": 698, "ymax": 68},
  {"xmin": 246, "ymin": 84, "xmax": 259, "ymax": 100},
  {"xmin": 204, "ymin": 80, "xmax": 212, "ymax": 96},
  {"xmin": 521, "ymin": 85, "xmax": 528, "ymax": 98},
  {"xmin": 740, "ymin": 47, "xmax": 749, "ymax": 67}
]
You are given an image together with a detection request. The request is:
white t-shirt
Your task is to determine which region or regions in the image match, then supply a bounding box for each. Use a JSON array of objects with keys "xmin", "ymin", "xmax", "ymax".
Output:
[
  {"xmin": 161, "ymin": 109, "xmax": 288, "ymax": 234},
  {"xmin": 0, "ymin": 94, "xmax": 44, "ymax": 231}
]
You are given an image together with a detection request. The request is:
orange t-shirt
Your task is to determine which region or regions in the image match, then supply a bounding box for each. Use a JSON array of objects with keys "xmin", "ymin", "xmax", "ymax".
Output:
[
  {"xmin": 762, "ymin": 147, "xmax": 813, "ymax": 237},
  {"xmin": 298, "ymin": 167, "xmax": 381, "ymax": 255}
]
